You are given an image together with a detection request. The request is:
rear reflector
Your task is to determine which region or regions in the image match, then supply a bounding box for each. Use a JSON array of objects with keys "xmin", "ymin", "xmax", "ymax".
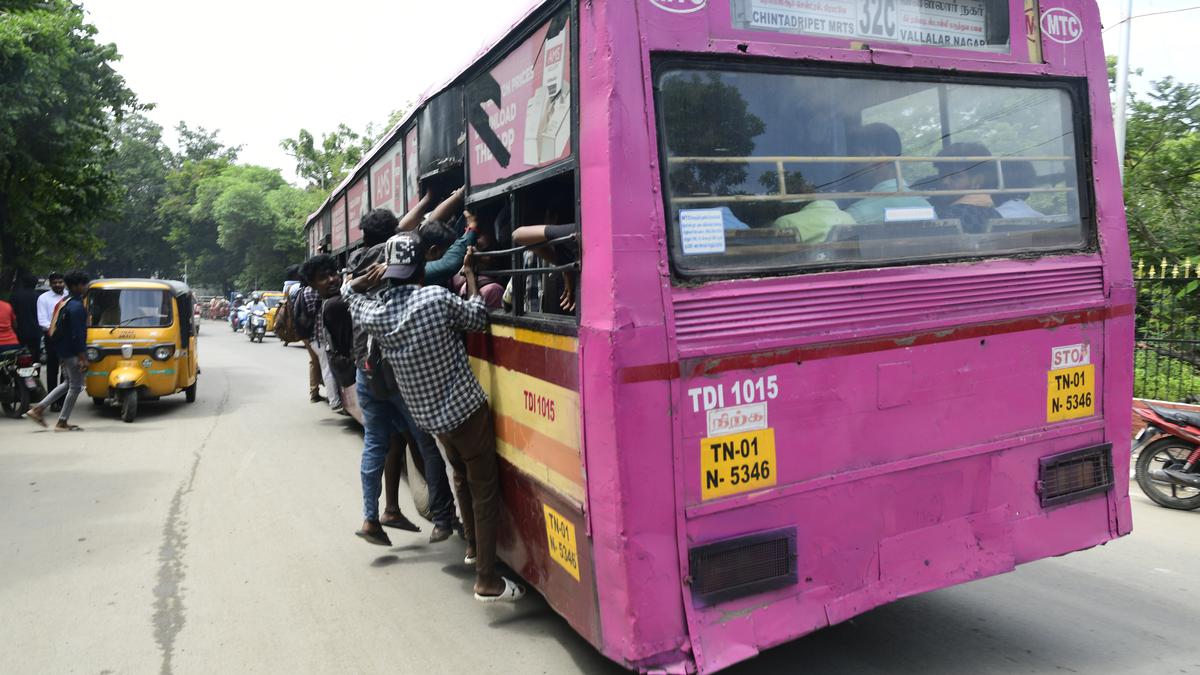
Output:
[
  {"xmin": 688, "ymin": 528, "xmax": 796, "ymax": 606},
  {"xmin": 1037, "ymin": 444, "xmax": 1113, "ymax": 508}
]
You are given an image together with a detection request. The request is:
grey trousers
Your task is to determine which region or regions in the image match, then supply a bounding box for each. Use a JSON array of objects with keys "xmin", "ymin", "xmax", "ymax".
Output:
[{"xmin": 36, "ymin": 355, "xmax": 83, "ymax": 423}]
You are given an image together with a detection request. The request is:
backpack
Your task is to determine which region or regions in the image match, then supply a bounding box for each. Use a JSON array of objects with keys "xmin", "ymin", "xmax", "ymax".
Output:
[
  {"xmin": 274, "ymin": 299, "xmax": 300, "ymax": 343},
  {"xmin": 46, "ymin": 297, "xmax": 70, "ymax": 344},
  {"xmin": 291, "ymin": 288, "xmax": 316, "ymax": 341}
]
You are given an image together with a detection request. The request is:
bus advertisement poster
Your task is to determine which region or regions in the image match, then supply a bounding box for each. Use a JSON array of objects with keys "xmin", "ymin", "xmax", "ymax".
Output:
[
  {"xmin": 370, "ymin": 142, "xmax": 404, "ymax": 216},
  {"xmin": 405, "ymin": 127, "xmax": 419, "ymax": 209},
  {"xmin": 467, "ymin": 9, "xmax": 571, "ymax": 188},
  {"xmin": 331, "ymin": 195, "xmax": 347, "ymax": 251},
  {"xmin": 346, "ymin": 178, "xmax": 368, "ymax": 245}
]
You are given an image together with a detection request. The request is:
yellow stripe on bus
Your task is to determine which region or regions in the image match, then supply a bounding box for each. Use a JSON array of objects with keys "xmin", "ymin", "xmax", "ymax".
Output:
[
  {"xmin": 489, "ymin": 324, "xmax": 578, "ymax": 353},
  {"xmin": 470, "ymin": 356, "xmax": 581, "ymax": 451},
  {"xmin": 497, "ymin": 438, "xmax": 585, "ymax": 504}
]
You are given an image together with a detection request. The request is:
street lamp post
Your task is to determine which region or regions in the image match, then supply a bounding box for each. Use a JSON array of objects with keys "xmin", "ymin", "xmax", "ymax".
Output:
[{"xmin": 1113, "ymin": 0, "xmax": 1134, "ymax": 182}]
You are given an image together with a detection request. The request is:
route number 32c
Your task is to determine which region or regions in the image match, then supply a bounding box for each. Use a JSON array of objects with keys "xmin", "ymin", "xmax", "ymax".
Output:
[{"xmin": 860, "ymin": 0, "xmax": 898, "ymax": 38}]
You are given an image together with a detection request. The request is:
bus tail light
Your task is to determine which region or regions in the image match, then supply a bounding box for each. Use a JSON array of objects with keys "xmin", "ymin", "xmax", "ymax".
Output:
[
  {"xmin": 687, "ymin": 528, "xmax": 796, "ymax": 606},
  {"xmin": 1037, "ymin": 444, "xmax": 1114, "ymax": 508}
]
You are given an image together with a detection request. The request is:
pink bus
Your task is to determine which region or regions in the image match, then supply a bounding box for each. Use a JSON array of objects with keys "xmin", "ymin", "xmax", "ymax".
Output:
[{"xmin": 305, "ymin": 0, "xmax": 1132, "ymax": 671}]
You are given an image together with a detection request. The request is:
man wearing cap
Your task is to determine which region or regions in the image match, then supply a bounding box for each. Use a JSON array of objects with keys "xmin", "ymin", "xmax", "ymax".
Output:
[{"xmin": 343, "ymin": 231, "xmax": 523, "ymax": 603}]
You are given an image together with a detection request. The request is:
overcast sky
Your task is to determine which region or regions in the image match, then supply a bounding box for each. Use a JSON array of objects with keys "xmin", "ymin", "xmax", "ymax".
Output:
[{"xmin": 81, "ymin": 0, "xmax": 1199, "ymax": 186}]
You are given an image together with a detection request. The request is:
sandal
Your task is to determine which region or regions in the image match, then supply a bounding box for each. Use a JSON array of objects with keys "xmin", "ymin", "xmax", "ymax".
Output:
[
  {"xmin": 354, "ymin": 526, "xmax": 392, "ymax": 547},
  {"xmin": 474, "ymin": 577, "xmax": 526, "ymax": 603},
  {"xmin": 54, "ymin": 424, "xmax": 83, "ymax": 432},
  {"xmin": 380, "ymin": 511, "xmax": 421, "ymax": 533},
  {"xmin": 25, "ymin": 409, "xmax": 46, "ymax": 428}
]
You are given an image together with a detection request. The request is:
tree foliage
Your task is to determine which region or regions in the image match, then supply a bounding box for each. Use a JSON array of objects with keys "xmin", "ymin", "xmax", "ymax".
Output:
[
  {"xmin": 280, "ymin": 124, "xmax": 373, "ymax": 192},
  {"xmin": 0, "ymin": 0, "xmax": 138, "ymax": 287},
  {"xmin": 91, "ymin": 113, "xmax": 175, "ymax": 278},
  {"xmin": 1121, "ymin": 76, "xmax": 1200, "ymax": 261}
]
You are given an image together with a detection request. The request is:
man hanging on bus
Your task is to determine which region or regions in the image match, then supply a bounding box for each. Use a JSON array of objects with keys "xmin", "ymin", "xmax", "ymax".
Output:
[{"xmin": 343, "ymin": 232, "xmax": 524, "ymax": 603}]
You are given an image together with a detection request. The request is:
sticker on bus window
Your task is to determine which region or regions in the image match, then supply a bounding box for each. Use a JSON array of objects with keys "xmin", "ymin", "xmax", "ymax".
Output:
[
  {"xmin": 543, "ymin": 504, "xmax": 581, "ymax": 581},
  {"xmin": 701, "ymin": 428, "xmax": 777, "ymax": 500},
  {"xmin": 1047, "ymin": 364, "xmax": 1095, "ymax": 422},
  {"xmin": 679, "ymin": 209, "xmax": 726, "ymax": 255},
  {"xmin": 884, "ymin": 206, "xmax": 936, "ymax": 222}
]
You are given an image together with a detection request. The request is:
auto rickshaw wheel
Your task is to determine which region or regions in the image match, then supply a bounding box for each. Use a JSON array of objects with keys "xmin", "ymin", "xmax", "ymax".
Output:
[
  {"xmin": 119, "ymin": 389, "xmax": 138, "ymax": 423},
  {"xmin": 185, "ymin": 381, "xmax": 197, "ymax": 403},
  {"xmin": 91, "ymin": 396, "xmax": 104, "ymax": 407}
]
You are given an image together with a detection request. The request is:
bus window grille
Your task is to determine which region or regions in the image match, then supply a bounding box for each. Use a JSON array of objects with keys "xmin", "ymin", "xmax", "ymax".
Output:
[
  {"xmin": 688, "ymin": 529, "xmax": 797, "ymax": 606},
  {"xmin": 1037, "ymin": 444, "xmax": 1114, "ymax": 507}
]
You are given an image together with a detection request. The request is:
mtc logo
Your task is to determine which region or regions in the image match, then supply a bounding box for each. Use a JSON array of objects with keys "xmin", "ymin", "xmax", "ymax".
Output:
[
  {"xmin": 648, "ymin": 0, "xmax": 706, "ymax": 14},
  {"xmin": 1041, "ymin": 7, "xmax": 1082, "ymax": 45}
]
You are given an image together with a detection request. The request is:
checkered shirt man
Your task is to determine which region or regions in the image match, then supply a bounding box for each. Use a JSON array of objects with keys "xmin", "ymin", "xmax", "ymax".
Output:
[{"xmin": 342, "ymin": 281, "xmax": 488, "ymax": 434}]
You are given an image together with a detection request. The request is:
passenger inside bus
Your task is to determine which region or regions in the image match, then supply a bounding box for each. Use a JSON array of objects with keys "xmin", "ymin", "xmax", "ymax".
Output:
[
  {"xmin": 931, "ymin": 142, "xmax": 1002, "ymax": 233},
  {"xmin": 842, "ymin": 123, "xmax": 934, "ymax": 225},
  {"xmin": 996, "ymin": 161, "xmax": 1047, "ymax": 219},
  {"xmin": 511, "ymin": 179, "xmax": 578, "ymax": 316}
]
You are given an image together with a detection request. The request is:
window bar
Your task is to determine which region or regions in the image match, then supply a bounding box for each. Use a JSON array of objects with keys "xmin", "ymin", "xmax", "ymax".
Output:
[
  {"xmin": 776, "ymin": 160, "xmax": 787, "ymax": 195},
  {"xmin": 472, "ymin": 233, "xmax": 578, "ymax": 259}
]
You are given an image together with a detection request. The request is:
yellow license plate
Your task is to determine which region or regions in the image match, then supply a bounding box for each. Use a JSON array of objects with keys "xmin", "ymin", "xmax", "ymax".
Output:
[
  {"xmin": 700, "ymin": 428, "xmax": 777, "ymax": 500},
  {"xmin": 1047, "ymin": 364, "xmax": 1095, "ymax": 422}
]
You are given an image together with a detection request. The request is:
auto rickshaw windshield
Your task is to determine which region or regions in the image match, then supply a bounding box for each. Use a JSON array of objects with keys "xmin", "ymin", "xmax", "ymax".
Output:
[{"xmin": 88, "ymin": 289, "xmax": 174, "ymax": 328}]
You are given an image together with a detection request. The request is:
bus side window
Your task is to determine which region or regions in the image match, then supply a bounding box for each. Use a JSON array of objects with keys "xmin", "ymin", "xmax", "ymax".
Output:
[
  {"xmin": 511, "ymin": 173, "xmax": 578, "ymax": 319},
  {"xmin": 459, "ymin": 196, "xmax": 512, "ymax": 313}
]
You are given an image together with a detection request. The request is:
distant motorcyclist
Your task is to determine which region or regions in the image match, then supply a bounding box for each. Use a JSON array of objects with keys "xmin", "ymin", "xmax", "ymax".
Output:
[{"xmin": 247, "ymin": 292, "xmax": 268, "ymax": 315}]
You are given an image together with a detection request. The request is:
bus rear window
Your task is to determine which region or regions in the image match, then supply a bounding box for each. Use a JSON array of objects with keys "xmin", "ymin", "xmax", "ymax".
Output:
[{"xmin": 655, "ymin": 66, "xmax": 1087, "ymax": 277}]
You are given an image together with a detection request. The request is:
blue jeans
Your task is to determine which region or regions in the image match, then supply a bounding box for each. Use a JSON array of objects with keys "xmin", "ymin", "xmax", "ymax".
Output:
[{"xmin": 356, "ymin": 368, "xmax": 454, "ymax": 526}]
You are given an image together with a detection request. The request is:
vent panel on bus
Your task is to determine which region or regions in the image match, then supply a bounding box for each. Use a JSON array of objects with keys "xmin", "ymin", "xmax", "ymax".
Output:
[{"xmin": 671, "ymin": 262, "xmax": 1104, "ymax": 353}]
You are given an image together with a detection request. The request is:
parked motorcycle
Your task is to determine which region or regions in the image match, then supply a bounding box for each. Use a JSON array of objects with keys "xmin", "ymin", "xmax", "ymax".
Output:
[
  {"xmin": 246, "ymin": 310, "xmax": 267, "ymax": 343},
  {"xmin": 0, "ymin": 348, "xmax": 47, "ymax": 418},
  {"xmin": 1131, "ymin": 400, "xmax": 1200, "ymax": 510}
]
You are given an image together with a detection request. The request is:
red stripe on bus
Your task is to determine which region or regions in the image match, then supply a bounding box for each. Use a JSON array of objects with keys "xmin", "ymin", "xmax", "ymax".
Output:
[
  {"xmin": 619, "ymin": 304, "xmax": 1133, "ymax": 383},
  {"xmin": 467, "ymin": 332, "xmax": 579, "ymax": 391}
]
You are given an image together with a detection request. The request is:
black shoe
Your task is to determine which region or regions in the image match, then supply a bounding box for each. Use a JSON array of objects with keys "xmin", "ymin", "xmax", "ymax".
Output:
[
  {"xmin": 452, "ymin": 518, "xmax": 466, "ymax": 541},
  {"xmin": 429, "ymin": 525, "xmax": 453, "ymax": 543}
]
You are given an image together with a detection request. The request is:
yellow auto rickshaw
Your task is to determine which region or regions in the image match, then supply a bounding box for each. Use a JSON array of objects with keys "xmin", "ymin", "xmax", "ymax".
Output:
[
  {"xmin": 261, "ymin": 291, "xmax": 287, "ymax": 334},
  {"xmin": 84, "ymin": 279, "xmax": 199, "ymax": 422}
]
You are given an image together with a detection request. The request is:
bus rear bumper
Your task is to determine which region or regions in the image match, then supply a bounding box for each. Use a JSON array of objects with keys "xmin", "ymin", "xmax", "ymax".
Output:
[{"xmin": 678, "ymin": 432, "xmax": 1128, "ymax": 673}]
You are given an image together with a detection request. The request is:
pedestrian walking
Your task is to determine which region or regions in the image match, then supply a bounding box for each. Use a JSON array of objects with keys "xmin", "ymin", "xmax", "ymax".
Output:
[
  {"xmin": 36, "ymin": 272, "xmax": 66, "ymax": 396},
  {"xmin": 26, "ymin": 271, "xmax": 89, "ymax": 431}
]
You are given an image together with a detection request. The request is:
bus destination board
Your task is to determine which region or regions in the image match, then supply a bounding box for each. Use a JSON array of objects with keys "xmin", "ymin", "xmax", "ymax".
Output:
[{"xmin": 732, "ymin": 0, "xmax": 1008, "ymax": 52}]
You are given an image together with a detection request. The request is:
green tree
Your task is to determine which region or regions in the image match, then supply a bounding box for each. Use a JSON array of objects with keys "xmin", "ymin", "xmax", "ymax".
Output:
[
  {"xmin": 1122, "ymin": 77, "xmax": 1200, "ymax": 261},
  {"xmin": 159, "ymin": 125, "xmax": 241, "ymax": 289},
  {"xmin": 0, "ymin": 0, "xmax": 139, "ymax": 289},
  {"xmin": 91, "ymin": 113, "xmax": 176, "ymax": 278},
  {"xmin": 173, "ymin": 122, "xmax": 240, "ymax": 167},
  {"xmin": 280, "ymin": 124, "xmax": 373, "ymax": 191}
]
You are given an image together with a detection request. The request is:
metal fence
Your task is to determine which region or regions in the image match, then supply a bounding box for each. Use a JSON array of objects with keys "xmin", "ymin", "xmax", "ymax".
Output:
[{"xmin": 1134, "ymin": 259, "xmax": 1200, "ymax": 403}]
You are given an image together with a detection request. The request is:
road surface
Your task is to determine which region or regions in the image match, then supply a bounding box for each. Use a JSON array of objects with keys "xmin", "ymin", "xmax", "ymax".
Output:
[{"xmin": 0, "ymin": 322, "xmax": 1195, "ymax": 674}]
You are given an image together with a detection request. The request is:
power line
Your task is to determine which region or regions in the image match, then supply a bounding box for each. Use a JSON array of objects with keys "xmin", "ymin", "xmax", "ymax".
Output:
[{"xmin": 1103, "ymin": 6, "xmax": 1200, "ymax": 33}]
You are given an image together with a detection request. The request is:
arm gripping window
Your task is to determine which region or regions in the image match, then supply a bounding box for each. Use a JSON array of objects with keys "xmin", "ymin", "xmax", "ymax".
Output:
[{"xmin": 656, "ymin": 66, "xmax": 1088, "ymax": 277}]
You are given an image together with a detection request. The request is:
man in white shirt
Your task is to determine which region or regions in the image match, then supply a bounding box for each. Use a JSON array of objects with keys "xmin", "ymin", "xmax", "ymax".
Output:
[{"xmin": 36, "ymin": 272, "xmax": 67, "ymax": 393}]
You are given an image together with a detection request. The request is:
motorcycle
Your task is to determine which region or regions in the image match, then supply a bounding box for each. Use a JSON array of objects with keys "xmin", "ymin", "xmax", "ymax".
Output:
[
  {"xmin": 1131, "ymin": 400, "xmax": 1200, "ymax": 510},
  {"xmin": 246, "ymin": 310, "xmax": 267, "ymax": 343},
  {"xmin": 0, "ymin": 348, "xmax": 47, "ymax": 419}
]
